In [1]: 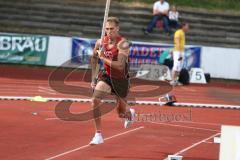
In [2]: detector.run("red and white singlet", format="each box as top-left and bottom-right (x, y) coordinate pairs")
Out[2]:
(102, 35), (129, 79)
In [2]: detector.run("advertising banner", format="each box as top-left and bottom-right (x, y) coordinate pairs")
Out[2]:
(0, 34), (49, 65)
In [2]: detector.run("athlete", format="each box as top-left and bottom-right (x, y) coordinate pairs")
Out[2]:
(90, 17), (135, 145)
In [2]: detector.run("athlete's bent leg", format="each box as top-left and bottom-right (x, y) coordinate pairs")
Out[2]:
(116, 97), (135, 128)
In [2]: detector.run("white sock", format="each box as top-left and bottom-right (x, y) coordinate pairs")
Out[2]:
(95, 132), (102, 137)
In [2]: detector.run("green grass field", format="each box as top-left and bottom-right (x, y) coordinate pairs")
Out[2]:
(119, 0), (240, 13)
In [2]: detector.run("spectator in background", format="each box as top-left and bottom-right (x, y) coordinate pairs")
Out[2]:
(169, 5), (180, 29)
(143, 0), (170, 35)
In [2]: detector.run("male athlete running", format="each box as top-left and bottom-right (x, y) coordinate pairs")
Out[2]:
(90, 17), (135, 145)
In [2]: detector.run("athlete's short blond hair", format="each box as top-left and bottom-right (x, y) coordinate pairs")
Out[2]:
(107, 17), (119, 26)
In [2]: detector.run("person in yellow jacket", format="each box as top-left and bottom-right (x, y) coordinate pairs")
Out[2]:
(171, 22), (189, 86)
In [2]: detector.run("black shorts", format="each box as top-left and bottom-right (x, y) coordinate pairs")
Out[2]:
(98, 71), (130, 98)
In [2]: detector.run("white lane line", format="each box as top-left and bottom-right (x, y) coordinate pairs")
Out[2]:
(163, 132), (221, 160)
(0, 89), (39, 93)
(174, 121), (222, 126)
(204, 141), (214, 144)
(0, 83), (47, 86)
(0, 89), (38, 93)
(45, 117), (58, 120)
(149, 122), (220, 132)
(39, 89), (56, 95)
(38, 86), (55, 92)
(45, 126), (144, 160)
(46, 118), (224, 128)
(0, 86), (38, 90)
(181, 87), (196, 92)
(104, 126), (144, 140)
(0, 96), (239, 109)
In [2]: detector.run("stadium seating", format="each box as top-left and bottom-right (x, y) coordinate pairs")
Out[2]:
(0, 0), (239, 48)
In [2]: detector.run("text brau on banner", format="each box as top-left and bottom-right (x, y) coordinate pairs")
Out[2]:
(0, 36), (48, 52)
